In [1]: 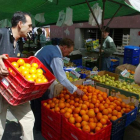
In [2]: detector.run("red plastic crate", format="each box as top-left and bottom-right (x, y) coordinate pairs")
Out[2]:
(62, 116), (112, 140)
(41, 100), (62, 134)
(42, 121), (61, 140)
(0, 56), (55, 105)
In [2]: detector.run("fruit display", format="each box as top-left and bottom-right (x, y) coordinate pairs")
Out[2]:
(93, 74), (140, 96)
(127, 70), (135, 75)
(80, 69), (91, 76)
(11, 58), (48, 83)
(128, 74), (134, 79)
(43, 85), (135, 134)
(65, 71), (80, 82)
(64, 61), (76, 67)
(110, 59), (118, 62)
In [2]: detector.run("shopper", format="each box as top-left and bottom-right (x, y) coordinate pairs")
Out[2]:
(0, 11), (34, 140)
(100, 27), (116, 70)
(35, 28), (46, 49)
(134, 64), (140, 84)
(31, 38), (84, 132)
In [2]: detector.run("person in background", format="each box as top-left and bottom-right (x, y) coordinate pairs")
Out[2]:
(31, 38), (84, 133)
(35, 28), (46, 49)
(134, 64), (140, 84)
(0, 11), (34, 140)
(100, 27), (116, 71)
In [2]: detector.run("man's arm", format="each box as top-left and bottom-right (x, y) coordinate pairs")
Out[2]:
(50, 58), (84, 96)
(102, 39), (116, 55)
(0, 55), (9, 76)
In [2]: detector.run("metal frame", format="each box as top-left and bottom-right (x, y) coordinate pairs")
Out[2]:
(85, 0), (123, 70)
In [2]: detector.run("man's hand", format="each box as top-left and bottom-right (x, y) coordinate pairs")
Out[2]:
(76, 88), (84, 96)
(101, 50), (104, 52)
(0, 55), (9, 76)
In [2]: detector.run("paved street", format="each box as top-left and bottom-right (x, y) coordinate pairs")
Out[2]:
(1, 110), (140, 140)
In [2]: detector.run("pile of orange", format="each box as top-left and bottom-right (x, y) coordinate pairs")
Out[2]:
(11, 58), (48, 83)
(43, 85), (135, 134)
(127, 70), (135, 74)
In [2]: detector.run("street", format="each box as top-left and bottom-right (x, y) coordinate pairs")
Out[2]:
(2, 110), (140, 140)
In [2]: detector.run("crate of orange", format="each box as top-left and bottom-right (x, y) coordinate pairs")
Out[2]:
(41, 100), (62, 134)
(0, 54), (55, 105)
(61, 115), (112, 140)
(125, 106), (137, 127)
(42, 120), (61, 140)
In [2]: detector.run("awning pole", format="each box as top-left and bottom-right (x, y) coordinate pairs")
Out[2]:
(99, 0), (106, 70)
(85, 0), (101, 31)
(105, 5), (122, 30)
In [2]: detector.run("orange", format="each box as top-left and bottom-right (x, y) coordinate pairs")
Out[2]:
(75, 123), (81, 128)
(21, 70), (29, 76)
(27, 78), (34, 82)
(19, 66), (26, 71)
(87, 110), (95, 118)
(82, 125), (90, 133)
(89, 122), (96, 130)
(69, 117), (75, 124)
(97, 113), (103, 120)
(82, 95), (88, 101)
(64, 94), (70, 100)
(95, 126), (101, 132)
(81, 104), (88, 110)
(11, 62), (19, 68)
(94, 108), (99, 113)
(96, 122), (103, 128)
(60, 109), (65, 114)
(58, 102), (65, 109)
(67, 108), (72, 114)
(35, 78), (42, 83)
(29, 68), (36, 74)
(80, 110), (86, 116)
(36, 73), (44, 79)
(116, 106), (121, 112)
(36, 68), (43, 74)
(112, 110), (118, 116)
(89, 118), (94, 122)
(74, 107), (80, 114)
(50, 102), (55, 108)
(42, 78), (48, 83)
(17, 59), (25, 66)
(100, 118), (107, 125)
(82, 115), (89, 121)
(31, 63), (38, 69)
(64, 112), (71, 119)
(102, 109), (109, 115)
(54, 107), (60, 112)
(75, 116), (82, 123)
(31, 74), (37, 80)
(24, 63), (31, 68)
(111, 116), (118, 121)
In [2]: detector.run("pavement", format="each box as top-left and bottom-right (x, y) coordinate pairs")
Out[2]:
(1, 110), (140, 140)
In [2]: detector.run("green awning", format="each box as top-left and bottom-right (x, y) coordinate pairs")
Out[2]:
(0, 0), (139, 26)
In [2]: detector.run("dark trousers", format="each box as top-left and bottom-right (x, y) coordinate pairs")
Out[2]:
(30, 89), (50, 131)
(101, 57), (111, 71)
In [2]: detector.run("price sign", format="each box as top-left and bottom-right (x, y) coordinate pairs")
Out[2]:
(63, 57), (70, 64)
(83, 80), (94, 86)
(75, 68), (81, 72)
(121, 69), (130, 77)
(92, 66), (98, 71)
(70, 70), (80, 79)
(90, 71), (98, 78)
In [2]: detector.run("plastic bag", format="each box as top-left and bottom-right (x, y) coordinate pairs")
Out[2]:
(89, 3), (102, 26)
(56, 10), (66, 26)
(129, 0), (140, 12)
(64, 7), (73, 26)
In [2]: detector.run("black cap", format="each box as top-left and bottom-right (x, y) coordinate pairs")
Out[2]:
(104, 27), (110, 33)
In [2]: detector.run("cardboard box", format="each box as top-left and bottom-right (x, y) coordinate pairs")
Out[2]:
(115, 64), (136, 74)
(53, 79), (85, 97)
(98, 71), (119, 80)
(95, 82), (139, 107)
